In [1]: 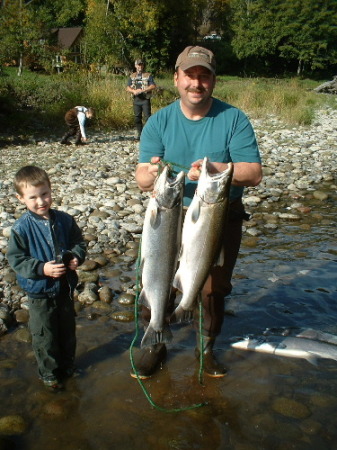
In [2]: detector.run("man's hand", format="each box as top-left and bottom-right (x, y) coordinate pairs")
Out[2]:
(188, 160), (232, 181)
(188, 159), (203, 181)
(135, 157), (162, 191)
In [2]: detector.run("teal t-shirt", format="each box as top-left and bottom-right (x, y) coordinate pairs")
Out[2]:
(139, 98), (261, 206)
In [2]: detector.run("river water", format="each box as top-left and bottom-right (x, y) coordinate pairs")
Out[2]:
(1, 188), (337, 449)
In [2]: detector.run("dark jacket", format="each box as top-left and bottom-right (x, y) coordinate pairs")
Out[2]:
(7, 209), (86, 298)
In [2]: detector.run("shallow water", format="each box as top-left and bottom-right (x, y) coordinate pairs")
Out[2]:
(1, 190), (337, 450)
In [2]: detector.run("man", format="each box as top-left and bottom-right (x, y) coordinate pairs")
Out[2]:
(134, 46), (262, 379)
(126, 59), (156, 140)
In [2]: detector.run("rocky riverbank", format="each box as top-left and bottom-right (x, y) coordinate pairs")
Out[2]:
(0, 108), (337, 337)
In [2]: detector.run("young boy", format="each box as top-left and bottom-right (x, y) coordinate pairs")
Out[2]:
(60, 106), (94, 145)
(7, 166), (86, 390)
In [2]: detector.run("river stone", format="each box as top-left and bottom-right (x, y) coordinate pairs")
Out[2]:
(124, 248), (138, 258)
(77, 271), (99, 283)
(3, 272), (16, 283)
(313, 190), (329, 201)
(91, 255), (108, 267)
(0, 415), (28, 435)
(117, 293), (135, 306)
(14, 327), (31, 343)
(300, 418), (322, 436)
(0, 306), (11, 322)
(272, 397), (311, 419)
(42, 398), (72, 419)
(14, 309), (29, 324)
(278, 213), (301, 220)
(310, 393), (337, 408)
(78, 288), (98, 305)
(98, 286), (113, 303)
(0, 359), (17, 369)
(102, 268), (122, 278)
(120, 223), (143, 233)
(80, 260), (99, 271)
(83, 233), (97, 242)
(111, 310), (135, 322)
(90, 301), (112, 312)
(2, 226), (12, 238)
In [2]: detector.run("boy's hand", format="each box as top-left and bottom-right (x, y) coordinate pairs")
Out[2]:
(44, 261), (67, 278)
(67, 257), (79, 271)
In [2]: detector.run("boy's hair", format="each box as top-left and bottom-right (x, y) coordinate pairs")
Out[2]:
(14, 166), (51, 196)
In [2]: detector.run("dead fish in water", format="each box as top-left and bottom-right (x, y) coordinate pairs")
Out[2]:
(139, 165), (185, 347)
(231, 333), (337, 365)
(171, 157), (233, 323)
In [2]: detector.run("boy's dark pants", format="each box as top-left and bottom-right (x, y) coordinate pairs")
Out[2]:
(28, 288), (76, 380)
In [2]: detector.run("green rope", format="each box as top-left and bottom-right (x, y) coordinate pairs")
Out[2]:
(150, 159), (190, 176)
(198, 296), (205, 386)
(129, 238), (207, 412)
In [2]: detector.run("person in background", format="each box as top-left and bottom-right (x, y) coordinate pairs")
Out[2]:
(7, 166), (86, 391)
(126, 59), (156, 141)
(60, 106), (94, 145)
(133, 46), (262, 379)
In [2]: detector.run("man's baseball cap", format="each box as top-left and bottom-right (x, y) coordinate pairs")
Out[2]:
(135, 59), (144, 65)
(175, 46), (216, 74)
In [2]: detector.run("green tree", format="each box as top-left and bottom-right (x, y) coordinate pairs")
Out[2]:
(229, 0), (337, 75)
(230, 0), (283, 59)
(83, 0), (196, 72)
(277, 0), (337, 74)
(0, 0), (44, 75)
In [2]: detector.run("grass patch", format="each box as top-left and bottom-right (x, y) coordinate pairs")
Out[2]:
(214, 76), (335, 124)
(0, 67), (335, 136)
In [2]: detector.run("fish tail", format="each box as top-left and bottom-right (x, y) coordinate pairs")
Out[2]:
(170, 305), (194, 323)
(141, 323), (173, 348)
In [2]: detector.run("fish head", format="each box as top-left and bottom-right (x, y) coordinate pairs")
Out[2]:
(153, 165), (185, 209)
(196, 157), (233, 204)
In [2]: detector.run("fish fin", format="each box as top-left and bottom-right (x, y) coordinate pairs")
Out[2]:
(177, 243), (184, 262)
(170, 305), (194, 323)
(306, 353), (318, 366)
(138, 289), (151, 309)
(190, 199), (201, 224)
(141, 323), (173, 348)
(214, 247), (225, 267)
(149, 203), (160, 227)
(172, 272), (183, 291)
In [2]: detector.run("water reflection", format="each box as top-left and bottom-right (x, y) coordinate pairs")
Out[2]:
(1, 192), (337, 449)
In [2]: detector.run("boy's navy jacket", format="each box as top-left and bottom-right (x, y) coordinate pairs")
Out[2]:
(7, 209), (86, 298)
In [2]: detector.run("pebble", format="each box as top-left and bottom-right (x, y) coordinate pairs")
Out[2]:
(272, 397), (311, 419)
(0, 415), (28, 435)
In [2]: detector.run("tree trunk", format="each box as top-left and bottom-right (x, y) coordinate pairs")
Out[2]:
(17, 54), (23, 76)
(297, 59), (303, 76)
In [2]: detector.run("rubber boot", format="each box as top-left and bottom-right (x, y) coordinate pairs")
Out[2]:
(130, 343), (167, 379)
(195, 335), (227, 378)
